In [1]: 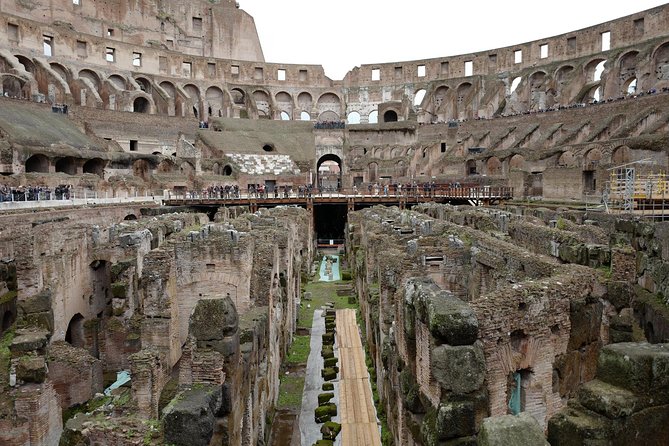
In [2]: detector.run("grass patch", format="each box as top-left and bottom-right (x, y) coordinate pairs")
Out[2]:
(286, 335), (310, 364)
(277, 374), (305, 409)
(298, 280), (358, 329)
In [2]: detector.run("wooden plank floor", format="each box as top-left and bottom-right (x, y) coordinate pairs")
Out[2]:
(336, 309), (381, 446)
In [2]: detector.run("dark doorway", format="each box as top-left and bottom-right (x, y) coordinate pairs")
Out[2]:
(1, 310), (13, 333)
(65, 313), (85, 348)
(314, 204), (347, 244)
(317, 154), (342, 191)
(383, 110), (398, 122)
(133, 97), (149, 113)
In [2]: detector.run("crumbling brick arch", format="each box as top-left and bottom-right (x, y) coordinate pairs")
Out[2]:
(651, 41), (669, 83)
(297, 91), (313, 116)
(456, 82), (474, 120)
(584, 58), (607, 83)
(252, 88), (272, 119)
(275, 91), (293, 119)
(557, 150), (576, 167)
(485, 156), (502, 176)
(76, 68), (104, 107)
(135, 76), (152, 95)
(205, 85), (225, 119)
(611, 145), (631, 165)
(179, 161), (195, 175)
(316, 92), (342, 120)
(14, 54), (35, 76)
(24, 153), (49, 173)
(0, 73), (26, 99)
(107, 74), (127, 91)
(183, 83), (202, 118)
(508, 154), (526, 171)
(413, 88), (427, 107)
(618, 50), (640, 94)
(65, 313), (85, 348)
(157, 158), (176, 173)
(583, 147), (603, 170)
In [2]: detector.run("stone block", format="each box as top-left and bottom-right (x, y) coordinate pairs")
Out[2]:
(547, 405), (613, 446)
(568, 299), (602, 350)
(162, 384), (222, 446)
(577, 379), (639, 419)
(10, 329), (49, 354)
(596, 342), (669, 399)
(16, 355), (46, 383)
(431, 343), (485, 395)
(478, 413), (549, 446)
(189, 297), (238, 341)
(436, 401), (476, 440)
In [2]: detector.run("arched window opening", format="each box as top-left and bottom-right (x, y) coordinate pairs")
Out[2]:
(413, 89), (426, 107)
(223, 165), (233, 176)
(83, 158), (105, 177)
(262, 144), (275, 152)
(593, 60), (606, 82)
(317, 156), (342, 191)
(510, 77), (522, 94)
(133, 97), (149, 113)
(280, 111), (290, 120)
(300, 111), (310, 121)
(347, 111), (361, 124)
(626, 78), (637, 95)
(368, 110), (378, 124)
(383, 110), (398, 122)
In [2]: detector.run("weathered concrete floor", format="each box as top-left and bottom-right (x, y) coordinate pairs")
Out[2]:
(336, 309), (381, 445)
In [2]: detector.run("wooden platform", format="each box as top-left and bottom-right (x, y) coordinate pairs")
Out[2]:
(336, 309), (381, 446)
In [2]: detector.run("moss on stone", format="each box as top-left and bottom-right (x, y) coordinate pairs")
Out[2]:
(0, 290), (17, 305)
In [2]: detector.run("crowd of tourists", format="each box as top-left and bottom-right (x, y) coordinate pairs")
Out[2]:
(314, 121), (346, 129)
(0, 184), (73, 202)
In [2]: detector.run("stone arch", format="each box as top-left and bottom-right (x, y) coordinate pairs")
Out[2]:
(180, 161), (195, 174)
(368, 110), (379, 124)
(135, 76), (152, 94)
(55, 157), (77, 175)
(611, 145), (631, 165)
(557, 151), (576, 167)
(456, 82), (473, 119)
(107, 74), (126, 90)
(280, 111), (290, 120)
(205, 86), (224, 118)
(316, 92), (342, 119)
(25, 154), (49, 173)
(223, 165), (233, 176)
(529, 71), (546, 90)
(585, 58), (607, 82)
(50, 62), (71, 82)
(83, 158), (105, 177)
(486, 156), (502, 175)
(275, 91), (293, 119)
(78, 69), (102, 97)
(584, 148), (602, 169)
(317, 154), (342, 190)
(390, 147), (403, 158)
(297, 92), (312, 110)
(1, 74), (25, 98)
(160, 81), (176, 98)
(318, 110), (339, 122)
(253, 89), (271, 118)
(183, 84), (201, 118)
(230, 87), (245, 105)
(300, 111), (311, 121)
(133, 96), (150, 113)
(555, 65), (574, 83)
(383, 110), (398, 122)
(65, 313), (85, 348)
(509, 154), (526, 170)
(652, 41), (669, 81)
(14, 55), (35, 74)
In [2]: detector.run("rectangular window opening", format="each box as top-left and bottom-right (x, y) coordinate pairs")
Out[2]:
(208, 62), (216, 77)
(166, 39), (174, 48)
(129, 140), (138, 151)
(488, 54), (497, 64)
(634, 18), (645, 36)
(8, 23), (19, 41)
(182, 62), (192, 77)
(440, 61), (449, 74)
(464, 60), (473, 77)
(371, 68), (380, 81)
(254, 67), (263, 80)
(159, 56), (167, 73)
(601, 31), (611, 51)
(76, 40), (87, 57)
(277, 68), (286, 81)
(72, 0), (80, 4)
(417, 64), (426, 77)
(132, 52), (142, 67)
(107, 28), (114, 37)
(192, 17), (202, 33)
(440, 142), (446, 153)
(540, 44), (548, 59)
(567, 36), (576, 52)
(299, 69), (307, 81)
(231, 65), (240, 75)
(514, 49), (522, 64)
(395, 66), (403, 79)
(43, 35), (53, 57)
(105, 47), (115, 62)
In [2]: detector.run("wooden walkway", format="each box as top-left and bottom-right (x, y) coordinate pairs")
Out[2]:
(336, 309), (381, 446)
